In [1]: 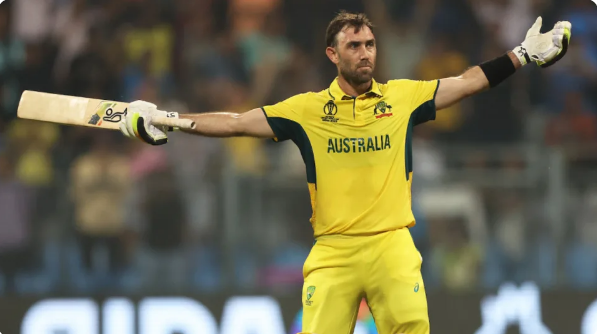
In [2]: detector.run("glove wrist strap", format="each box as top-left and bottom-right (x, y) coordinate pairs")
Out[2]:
(512, 46), (531, 66)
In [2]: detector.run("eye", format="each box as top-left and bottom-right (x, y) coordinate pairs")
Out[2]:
(350, 42), (359, 49)
(366, 41), (375, 47)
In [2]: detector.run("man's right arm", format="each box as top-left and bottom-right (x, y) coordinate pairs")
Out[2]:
(119, 102), (277, 145)
(179, 108), (275, 139)
(120, 94), (303, 145)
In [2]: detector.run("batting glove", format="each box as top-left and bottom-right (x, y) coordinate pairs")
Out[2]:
(119, 100), (178, 145)
(513, 17), (572, 68)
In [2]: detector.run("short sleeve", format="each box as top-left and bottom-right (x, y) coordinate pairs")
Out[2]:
(261, 93), (305, 142)
(390, 79), (440, 126)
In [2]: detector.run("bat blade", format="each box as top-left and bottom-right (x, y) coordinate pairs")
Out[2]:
(17, 91), (129, 130)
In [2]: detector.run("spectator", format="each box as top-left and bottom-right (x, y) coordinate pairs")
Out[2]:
(565, 190), (597, 289)
(237, 10), (292, 75)
(11, 0), (54, 44)
(411, 127), (445, 278)
(65, 26), (121, 99)
(0, 4), (26, 119)
(180, 3), (221, 80)
(6, 120), (58, 188)
(460, 38), (523, 144)
(364, 0), (435, 81)
(0, 119), (5, 151)
(542, 19), (597, 114)
(121, 3), (174, 100)
(0, 153), (33, 295)
(135, 160), (188, 292)
(430, 218), (483, 291)
(6, 119), (59, 224)
(166, 133), (222, 242)
(561, 0), (597, 71)
(53, 0), (99, 83)
(545, 91), (597, 147)
(69, 133), (133, 285)
(412, 127), (446, 190)
(266, 48), (325, 105)
(228, 0), (281, 38)
(483, 191), (530, 287)
(415, 36), (470, 138)
(468, 0), (536, 50)
(17, 42), (55, 95)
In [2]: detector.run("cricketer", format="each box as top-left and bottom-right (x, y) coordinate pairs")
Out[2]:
(119, 11), (571, 334)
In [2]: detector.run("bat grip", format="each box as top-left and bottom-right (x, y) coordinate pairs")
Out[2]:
(152, 116), (196, 130)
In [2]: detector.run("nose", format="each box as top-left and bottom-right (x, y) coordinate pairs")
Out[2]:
(358, 51), (371, 66)
(359, 47), (369, 60)
(358, 45), (372, 61)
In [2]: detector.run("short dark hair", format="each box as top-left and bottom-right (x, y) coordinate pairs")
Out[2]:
(325, 11), (374, 48)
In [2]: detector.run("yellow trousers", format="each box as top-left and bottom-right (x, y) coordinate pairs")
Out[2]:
(299, 228), (429, 334)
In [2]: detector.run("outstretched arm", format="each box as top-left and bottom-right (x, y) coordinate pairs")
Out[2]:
(178, 108), (275, 138)
(119, 102), (276, 145)
(435, 52), (521, 110)
(435, 17), (571, 111)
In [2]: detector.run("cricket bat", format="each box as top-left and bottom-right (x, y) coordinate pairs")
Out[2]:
(17, 90), (195, 130)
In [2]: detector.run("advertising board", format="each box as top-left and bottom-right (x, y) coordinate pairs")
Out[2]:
(0, 283), (595, 334)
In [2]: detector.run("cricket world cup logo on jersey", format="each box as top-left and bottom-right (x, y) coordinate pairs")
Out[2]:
(374, 101), (393, 119)
(322, 100), (339, 123)
(305, 286), (316, 306)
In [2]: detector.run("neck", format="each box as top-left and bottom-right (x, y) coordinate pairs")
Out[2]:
(337, 75), (371, 97)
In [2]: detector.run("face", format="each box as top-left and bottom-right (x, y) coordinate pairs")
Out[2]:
(327, 25), (376, 86)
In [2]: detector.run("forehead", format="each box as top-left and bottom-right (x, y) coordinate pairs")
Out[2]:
(336, 25), (374, 44)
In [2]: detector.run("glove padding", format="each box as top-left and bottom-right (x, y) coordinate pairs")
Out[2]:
(513, 17), (572, 68)
(119, 100), (178, 145)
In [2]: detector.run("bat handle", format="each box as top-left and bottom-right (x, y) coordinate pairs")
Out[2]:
(153, 116), (196, 130)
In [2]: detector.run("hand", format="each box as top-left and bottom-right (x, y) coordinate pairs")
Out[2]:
(119, 100), (178, 145)
(513, 17), (572, 68)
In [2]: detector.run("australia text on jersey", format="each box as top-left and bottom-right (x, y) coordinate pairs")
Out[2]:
(327, 134), (391, 153)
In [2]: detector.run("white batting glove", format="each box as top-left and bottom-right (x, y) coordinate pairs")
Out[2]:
(119, 100), (178, 145)
(513, 17), (572, 68)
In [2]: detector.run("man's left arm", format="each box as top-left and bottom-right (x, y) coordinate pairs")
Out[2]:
(435, 17), (572, 111)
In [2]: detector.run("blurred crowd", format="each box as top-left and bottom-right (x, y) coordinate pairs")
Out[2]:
(0, 0), (596, 296)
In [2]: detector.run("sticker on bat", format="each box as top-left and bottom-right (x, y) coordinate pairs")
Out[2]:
(88, 101), (125, 126)
(103, 107), (127, 123)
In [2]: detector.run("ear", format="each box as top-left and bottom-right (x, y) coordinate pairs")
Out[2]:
(326, 46), (339, 65)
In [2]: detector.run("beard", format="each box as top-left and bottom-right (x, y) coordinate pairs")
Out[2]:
(339, 60), (374, 86)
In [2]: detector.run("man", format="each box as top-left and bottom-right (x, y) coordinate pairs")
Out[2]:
(119, 11), (571, 334)
(70, 134), (132, 285)
(0, 154), (33, 295)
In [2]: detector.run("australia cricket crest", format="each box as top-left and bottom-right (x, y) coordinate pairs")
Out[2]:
(374, 101), (393, 119)
(305, 286), (316, 306)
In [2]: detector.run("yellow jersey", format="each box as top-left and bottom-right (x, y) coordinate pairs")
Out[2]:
(262, 78), (440, 237)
